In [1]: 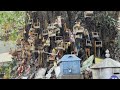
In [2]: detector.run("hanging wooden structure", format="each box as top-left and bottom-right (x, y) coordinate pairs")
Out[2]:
(30, 44), (35, 51)
(39, 34), (42, 39)
(92, 32), (99, 38)
(64, 42), (70, 49)
(33, 19), (40, 29)
(48, 24), (56, 37)
(56, 40), (64, 49)
(29, 26), (35, 36)
(44, 37), (50, 46)
(28, 19), (33, 25)
(42, 30), (48, 36)
(75, 33), (83, 39)
(33, 33), (38, 39)
(84, 11), (93, 18)
(55, 27), (60, 34)
(76, 27), (84, 34)
(73, 22), (84, 34)
(95, 41), (102, 47)
(86, 39), (92, 47)
(57, 16), (62, 27)
(94, 40), (102, 57)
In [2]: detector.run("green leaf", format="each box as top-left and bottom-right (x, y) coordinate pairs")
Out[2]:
(0, 11), (25, 41)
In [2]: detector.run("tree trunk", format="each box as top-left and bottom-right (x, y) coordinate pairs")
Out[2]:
(24, 11), (120, 68)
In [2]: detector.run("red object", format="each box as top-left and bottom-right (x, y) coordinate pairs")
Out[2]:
(26, 65), (30, 74)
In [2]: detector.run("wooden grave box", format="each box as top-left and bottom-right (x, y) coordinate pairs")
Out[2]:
(33, 20), (40, 29)
(28, 19), (33, 24)
(95, 41), (102, 47)
(92, 32), (99, 38)
(42, 30), (48, 36)
(86, 39), (92, 47)
(84, 11), (93, 18)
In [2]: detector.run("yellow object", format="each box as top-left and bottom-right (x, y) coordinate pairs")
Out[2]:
(45, 19), (48, 29)
(3, 75), (8, 79)
(52, 48), (56, 54)
(42, 37), (45, 42)
(46, 38), (50, 44)
(95, 57), (103, 64)
(54, 61), (57, 66)
(4, 23), (10, 30)
(68, 42), (71, 45)
(64, 42), (69, 49)
(39, 35), (41, 39)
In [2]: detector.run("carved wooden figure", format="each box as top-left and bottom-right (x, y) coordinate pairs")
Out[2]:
(57, 16), (62, 27)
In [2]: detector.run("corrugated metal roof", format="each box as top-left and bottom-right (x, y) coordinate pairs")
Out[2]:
(60, 54), (81, 61)
(91, 58), (120, 69)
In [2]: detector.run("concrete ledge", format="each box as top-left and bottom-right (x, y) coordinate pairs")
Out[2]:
(58, 74), (83, 79)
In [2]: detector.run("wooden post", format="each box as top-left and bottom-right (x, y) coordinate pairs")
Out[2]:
(98, 47), (100, 57)
(94, 41), (96, 57)
(45, 19), (48, 29)
(94, 40), (96, 64)
(64, 23), (67, 31)
(38, 45), (43, 67)
(36, 50), (40, 64)
(40, 50), (42, 67)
